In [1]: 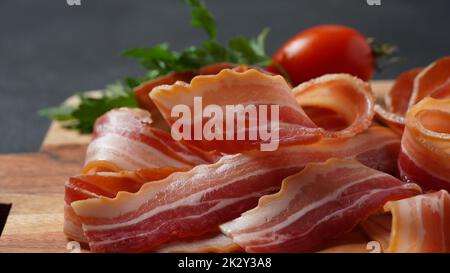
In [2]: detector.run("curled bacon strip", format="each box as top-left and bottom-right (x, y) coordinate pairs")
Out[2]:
(134, 63), (265, 114)
(363, 190), (450, 253)
(71, 127), (401, 252)
(373, 105), (405, 135)
(64, 168), (183, 242)
(374, 68), (422, 135)
(219, 159), (420, 253)
(385, 190), (450, 252)
(150, 68), (322, 153)
(375, 57), (450, 134)
(399, 98), (450, 191)
(386, 68), (423, 115)
(134, 71), (196, 131)
(292, 74), (375, 138)
(67, 108), (216, 242)
(409, 56), (450, 105)
(66, 168), (185, 202)
(134, 63), (238, 130)
(84, 108), (219, 173)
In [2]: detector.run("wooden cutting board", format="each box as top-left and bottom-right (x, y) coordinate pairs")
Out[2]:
(0, 81), (393, 253)
(0, 145), (86, 252)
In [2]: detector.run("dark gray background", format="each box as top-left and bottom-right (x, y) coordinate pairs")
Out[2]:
(0, 0), (449, 153)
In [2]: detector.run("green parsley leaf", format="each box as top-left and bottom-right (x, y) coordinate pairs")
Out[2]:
(70, 90), (137, 133)
(201, 40), (229, 63)
(228, 28), (271, 66)
(123, 43), (176, 75)
(251, 27), (270, 57)
(184, 0), (217, 40)
(40, 82), (138, 133)
(38, 105), (75, 121)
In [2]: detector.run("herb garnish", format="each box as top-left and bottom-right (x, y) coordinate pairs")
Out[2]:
(40, 0), (272, 133)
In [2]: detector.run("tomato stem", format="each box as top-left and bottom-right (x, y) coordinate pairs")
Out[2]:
(268, 60), (292, 84)
(368, 37), (404, 72)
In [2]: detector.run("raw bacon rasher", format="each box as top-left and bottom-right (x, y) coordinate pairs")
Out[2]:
(363, 190), (450, 253)
(66, 168), (185, 202)
(398, 98), (450, 191)
(373, 68), (421, 135)
(133, 63), (239, 130)
(385, 190), (450, 252)
(64, 168), (183, 243)
(66, 108), (216, 242)
(385, 68), (423, 116)
(292, 74), (375, 138)
(83, 108), (219, 173)
(219, 159), (421, 253)
(71, 126), (402, 252)
(150, 68), (322, 153)
(134, 71), (196, 131)
(375, 57), (450, 134)
(409, 56), (450, 105)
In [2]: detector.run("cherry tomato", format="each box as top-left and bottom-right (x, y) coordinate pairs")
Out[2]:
(267, 25), (374, 85)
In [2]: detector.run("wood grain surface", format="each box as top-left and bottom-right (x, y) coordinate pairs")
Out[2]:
(0, 145), (86, 252)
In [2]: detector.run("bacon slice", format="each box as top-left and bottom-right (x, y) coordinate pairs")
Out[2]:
(385, 190), (450, 252)
(431, 82), (450, 99)
(409, 56), (450, 106)
(134, 71), (196, 131)
(73, 152), (296, 252)
(302, 108), (349, 132)
(71, 126), (401, 252)
(64, 168), (183, 243)
(135, 63), (239, 111)
(156, 233), (241, 253)
(293, 126), (401, 177)
(363, 190), (450, 253)
(376, 57), (450, 134)
(67, 107), (214, 242)
(134, 63), (240, 129)
(135, 72), (196, 113)
(198, 63), (240, 75)
(374, 69), (419, 135)
(84, 108), (219, 173)
(374, 105), (405, 135)
(386, 68), (423, 115)
(66, 168), (184, 202)
(150, 68), (322, 153)
(134, 63), (253, 132)
(219, 159), (421, 253)
(292, 74), (375, 138)
(64, 204), (89, 243)
(399, 98), (450, 191)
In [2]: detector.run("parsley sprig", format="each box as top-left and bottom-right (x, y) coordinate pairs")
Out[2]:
(40, 0), (272, 133)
